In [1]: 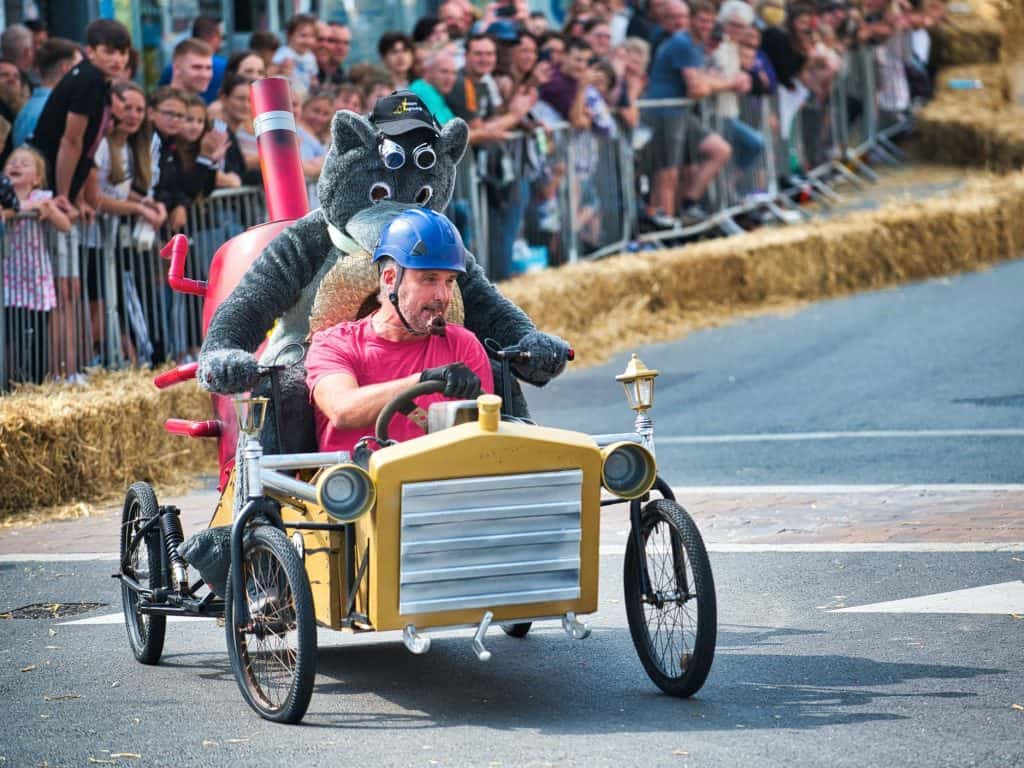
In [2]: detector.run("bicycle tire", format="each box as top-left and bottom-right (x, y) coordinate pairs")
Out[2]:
(225, 525), (316, 723)
(120, 482), (167, 665)
(624, 498), (716, 697)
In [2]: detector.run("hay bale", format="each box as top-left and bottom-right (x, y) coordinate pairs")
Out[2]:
(932, 15), (1004, 67)
(0, 369), (217, 520)
(501, 172), (1024, 367)
(916, 98), (1024, 170)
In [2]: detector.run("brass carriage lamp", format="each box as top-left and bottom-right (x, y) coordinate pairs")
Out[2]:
(616, 354), (659, 413)
(233, 396), (269, 436)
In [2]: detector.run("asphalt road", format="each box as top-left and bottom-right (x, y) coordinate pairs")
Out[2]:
(2, 260), (1023, 767)
(528, 259), (1024, 485)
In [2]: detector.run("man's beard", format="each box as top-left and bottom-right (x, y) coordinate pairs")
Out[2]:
(399, 294), (448, 336)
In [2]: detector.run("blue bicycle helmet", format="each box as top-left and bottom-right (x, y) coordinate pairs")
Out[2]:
(372, 207), (466, 273)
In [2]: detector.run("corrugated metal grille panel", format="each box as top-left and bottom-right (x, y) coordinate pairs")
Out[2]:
(399, 470), (583, 614)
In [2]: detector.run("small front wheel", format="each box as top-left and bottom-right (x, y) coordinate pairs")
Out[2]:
(225, 525), (316, 723)
(500, 622), (532, 638)
(120, 482), (167, 665)
(624, 499), (716, 697)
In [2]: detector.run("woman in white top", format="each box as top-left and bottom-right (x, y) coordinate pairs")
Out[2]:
(90, 80), (166, 365)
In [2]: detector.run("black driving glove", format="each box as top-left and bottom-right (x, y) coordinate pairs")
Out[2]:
(420, 363), (482, 399)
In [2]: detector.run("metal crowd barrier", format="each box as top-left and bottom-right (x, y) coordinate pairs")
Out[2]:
(1, 42), (921, 391)
(0, 187), (266, 392)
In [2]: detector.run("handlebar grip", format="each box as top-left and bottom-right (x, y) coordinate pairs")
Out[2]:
(153, 362), (199, 389)
(164, 418), (221, 438)
(567, 347), (575, 361)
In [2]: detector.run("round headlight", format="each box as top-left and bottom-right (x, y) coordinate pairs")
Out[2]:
(316, 464), (376, 522)
(601, 442), (657, 499)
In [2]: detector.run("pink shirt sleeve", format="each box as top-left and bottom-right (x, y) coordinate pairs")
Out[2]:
(305, 325), (360, 400)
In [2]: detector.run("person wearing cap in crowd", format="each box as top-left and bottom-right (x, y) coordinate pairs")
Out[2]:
(305, 206), (494, 453)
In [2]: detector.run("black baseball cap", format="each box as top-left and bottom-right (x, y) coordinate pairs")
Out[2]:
(371, 90), (440, 137)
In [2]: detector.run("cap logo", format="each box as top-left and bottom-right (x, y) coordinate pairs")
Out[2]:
(392, 97), (424, 116)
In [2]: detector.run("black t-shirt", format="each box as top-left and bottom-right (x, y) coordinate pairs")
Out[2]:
(760, 26), (806, 90)
(446, 71), (497, 122)
(29, 57), (111, 201)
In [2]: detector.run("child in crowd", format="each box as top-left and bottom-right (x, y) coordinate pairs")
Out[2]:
(2, 147), (72, 382)
(296, 89), (333, 207)
(272, 14), (319, 93)
(333, 83), (365, 114)
(148, 87), (190, 233)
(249, 31), (281, 72)
(178, 92), (233, 200)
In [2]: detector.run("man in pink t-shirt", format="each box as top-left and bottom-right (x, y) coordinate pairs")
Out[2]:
(305, 208), (494, 453)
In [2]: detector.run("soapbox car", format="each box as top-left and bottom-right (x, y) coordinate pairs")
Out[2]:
(116, 343), (717, 724)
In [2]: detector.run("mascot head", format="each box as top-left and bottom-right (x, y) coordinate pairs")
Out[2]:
(318, 90), (469, 250)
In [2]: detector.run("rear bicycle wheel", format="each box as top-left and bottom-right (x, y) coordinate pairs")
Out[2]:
(120, 482), (167, 665)
(225, 525), (316, 723)
(624, 499), (716, 697)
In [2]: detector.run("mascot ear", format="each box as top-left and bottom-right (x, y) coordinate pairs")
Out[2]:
(331, 110), (379, 155)
(438, 118), (469, 167)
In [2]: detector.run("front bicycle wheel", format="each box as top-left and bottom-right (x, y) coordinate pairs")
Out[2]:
(225, 525), (316, 723)
(624, 498), (716, 697)
(120, 482), (167, 665)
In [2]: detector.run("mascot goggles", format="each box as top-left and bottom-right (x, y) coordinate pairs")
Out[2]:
(378, 137), (437, 171)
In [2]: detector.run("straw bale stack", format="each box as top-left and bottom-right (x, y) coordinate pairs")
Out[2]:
(501, 172), (1024, 366)
(916, 66), (1024, 169)
(0, 369), (216, 520)
(932, 14), (1003, 67)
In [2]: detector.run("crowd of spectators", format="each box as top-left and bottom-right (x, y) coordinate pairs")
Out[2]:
(0, 0), (944, 383)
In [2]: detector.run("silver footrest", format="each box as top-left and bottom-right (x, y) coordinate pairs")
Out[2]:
(472, 610), (493, 661)
(562, 611), (591, 640)
(402, 624), (431, 655)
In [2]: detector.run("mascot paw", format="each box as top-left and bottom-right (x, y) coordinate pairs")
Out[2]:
(197, 349), (260, 393)
(512, 331), (571, 386)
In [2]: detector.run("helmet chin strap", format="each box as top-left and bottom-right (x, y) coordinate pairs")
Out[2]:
(388, 266), (427, 336)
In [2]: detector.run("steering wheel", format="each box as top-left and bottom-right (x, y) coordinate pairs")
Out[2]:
(374, 380), (445, 445)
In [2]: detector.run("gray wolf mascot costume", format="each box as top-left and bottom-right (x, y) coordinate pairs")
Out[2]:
(195, 91), (569, 451)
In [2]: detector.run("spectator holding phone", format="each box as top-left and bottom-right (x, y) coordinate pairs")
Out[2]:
(29, 18), (130, 217)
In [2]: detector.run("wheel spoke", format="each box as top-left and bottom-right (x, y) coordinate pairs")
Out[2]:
(640, 516), (700, 679)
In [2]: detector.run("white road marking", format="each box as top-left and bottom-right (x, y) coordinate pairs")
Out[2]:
(599, 542), (1024, 555)
(657, 428), (1024, 445)
(670, 484), (1024, 494)
(0, 553), (120, 563)
(831, 581), (1024, 614)
(4, 540), (1024, 565)
(59, 612), (213, 626)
